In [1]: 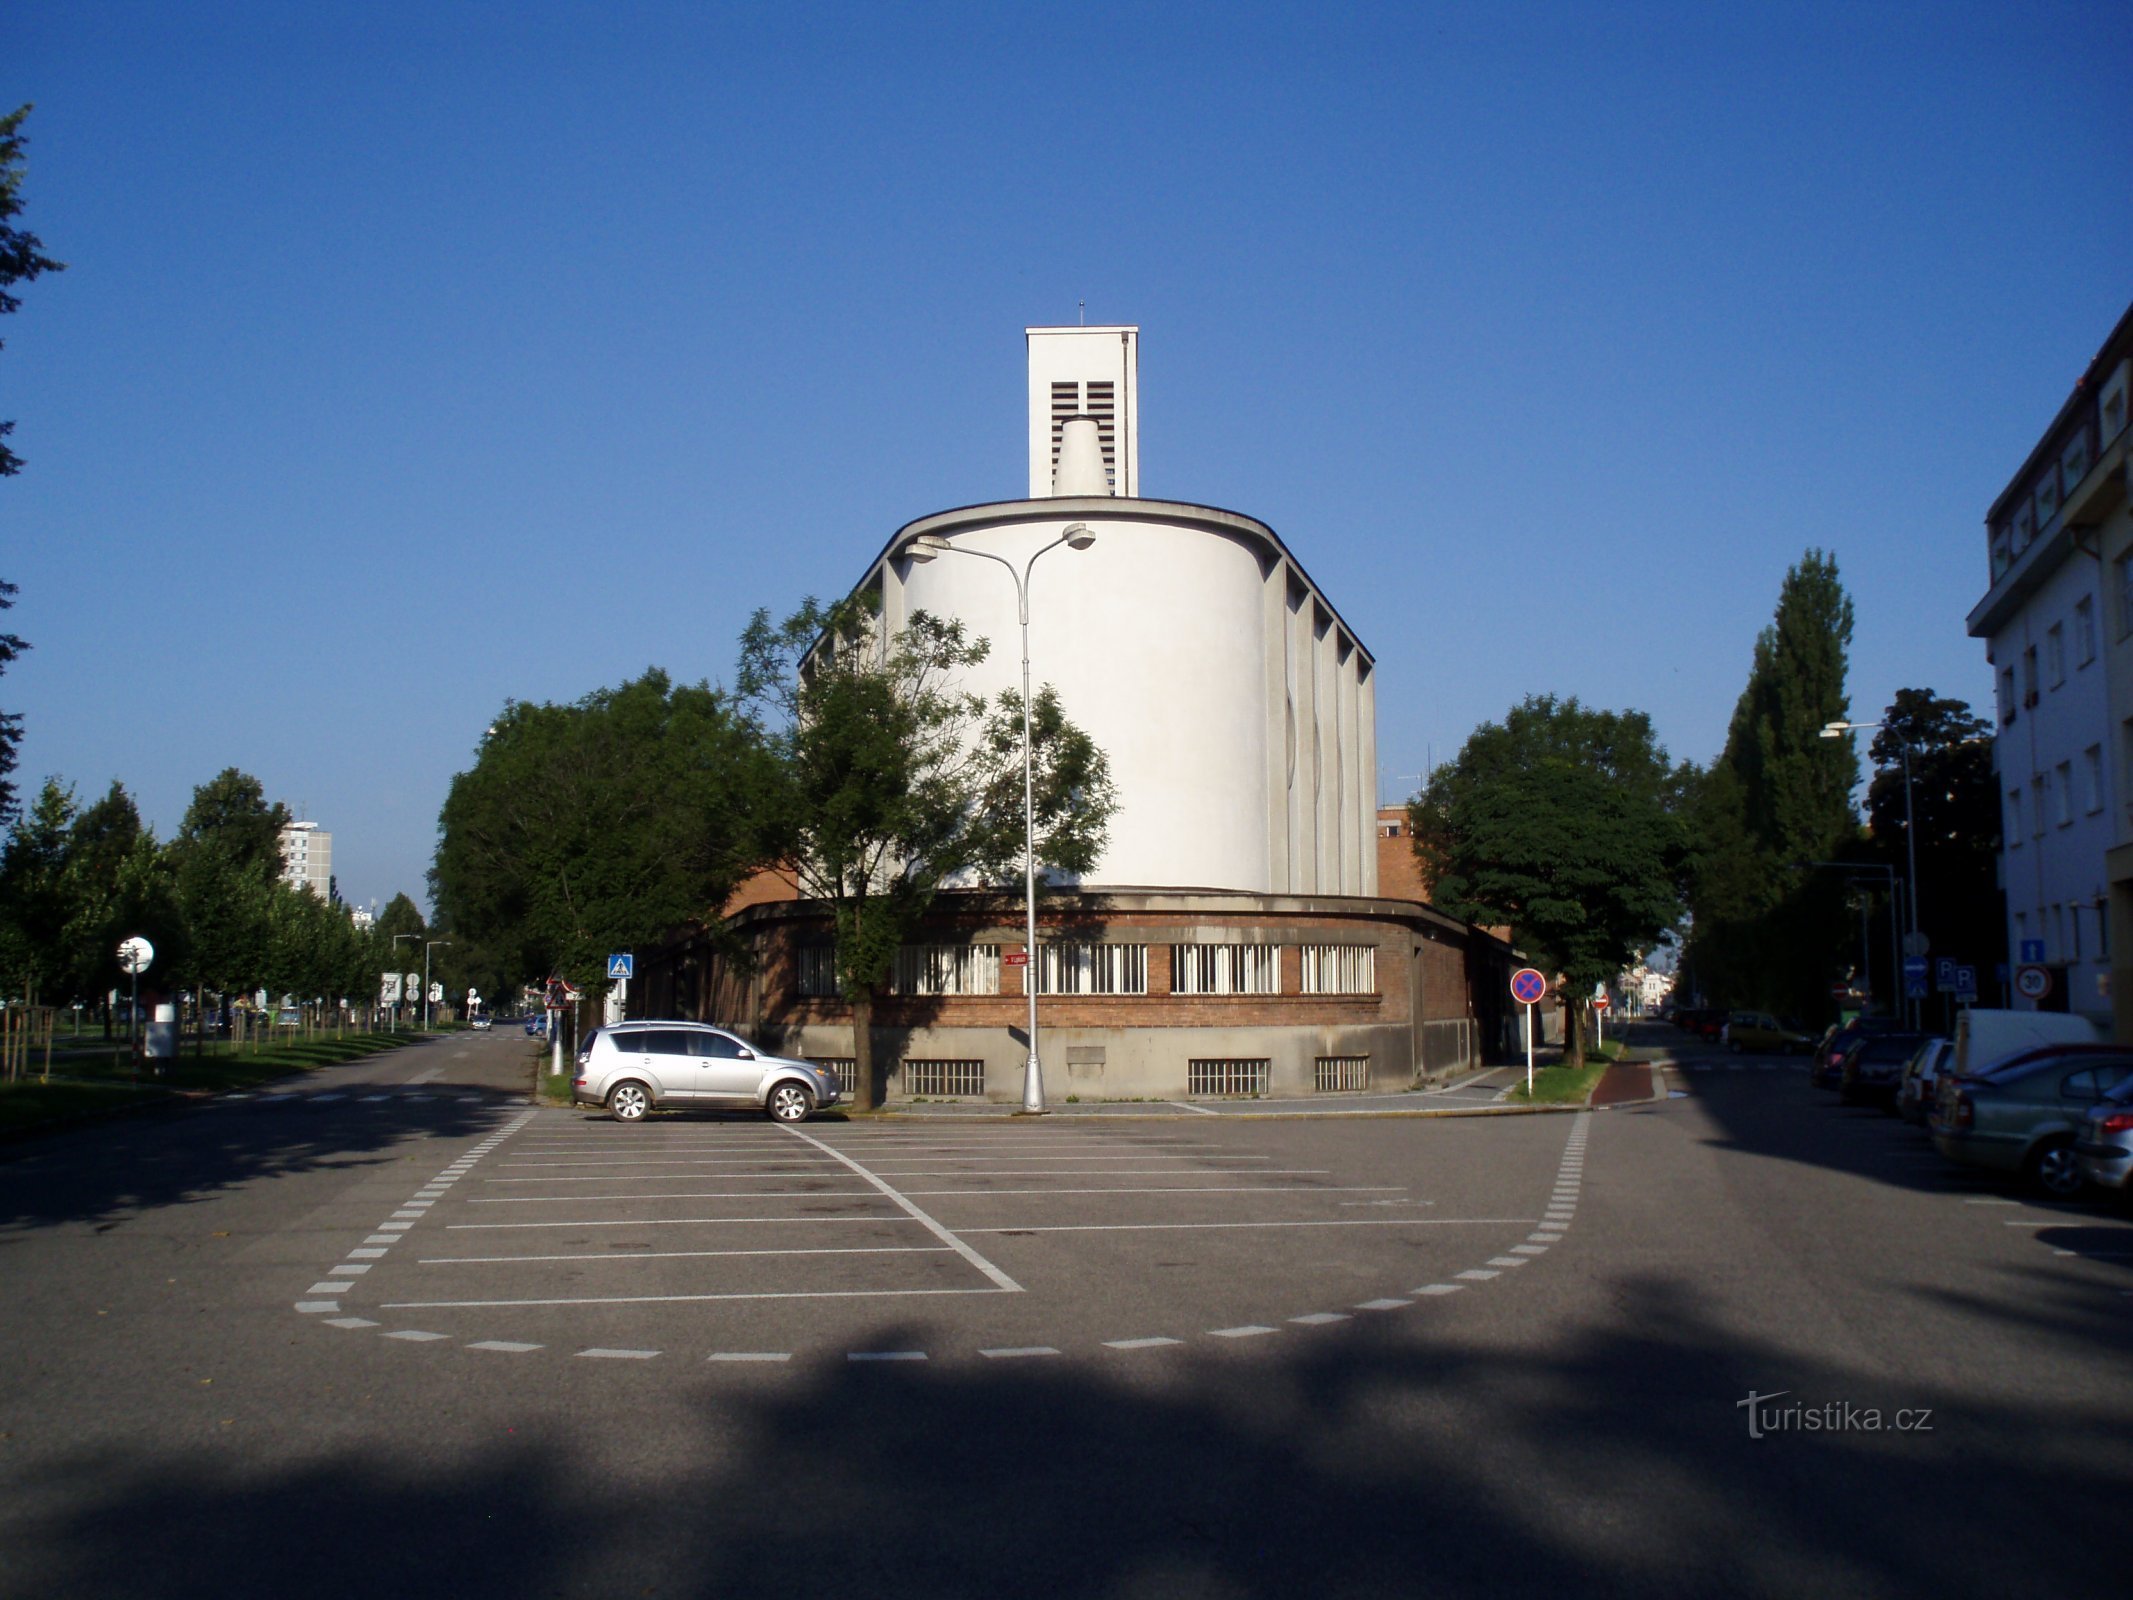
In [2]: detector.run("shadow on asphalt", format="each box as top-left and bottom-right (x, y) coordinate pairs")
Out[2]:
(6, 1271), (2129, 1600)
(0, 1089), (514, 1234)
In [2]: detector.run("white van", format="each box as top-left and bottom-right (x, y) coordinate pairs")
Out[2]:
(1953, 1008), (2107, 1076)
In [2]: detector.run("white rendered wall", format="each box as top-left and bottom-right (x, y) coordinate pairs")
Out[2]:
(1990, 550), (2114, 1018)
(893, 511), (1268, 890)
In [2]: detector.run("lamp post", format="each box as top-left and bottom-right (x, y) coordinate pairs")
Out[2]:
(902, 522), (1096, 1114)
(1796, 859), (1904, 1018)
(391, 933), (419, 1032)
(425, 940), (452, 1031)
(1823, 720), (1920, 1025)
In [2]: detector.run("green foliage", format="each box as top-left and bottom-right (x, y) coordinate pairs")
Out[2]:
(431, 668), (774, 989)
(1410, 695), (1686, 1066)
(738, 593), (1116, 1105)
(0, 777), (77, 1000)
(1866, 688), (2004, 986)
(1683, 550), (1862, 1017)
(167, 770), (289, 998)
(1, 105), (65, 820)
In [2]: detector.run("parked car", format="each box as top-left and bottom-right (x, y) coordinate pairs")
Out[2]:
(1951, 1007), (2107, 1076)
(573, 1020), (840, 1124)
(2073, 1073), (2133, 1195)
(1930, 1046), (2133, 1197)
(1811, 1015), (1904, 1090)
(470, 1016), (492, 1031)
(1838, 1032), (1934, 1106)
(1722, 1011), (1814, 1054)
(1897, 1037), (1954, 1124)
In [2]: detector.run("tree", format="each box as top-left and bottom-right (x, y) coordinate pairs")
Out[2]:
(1, 105), (66, 822)
(431, 669), (775, 993)
(0, 777), (78, 1002)
(738, 595), (1117, 1109)
(1683, 551), (1861, 1018)
(1866, 689), (2004, 1009)
(167, 770), (290, 1006)
(1411, 695), (1686, 1068)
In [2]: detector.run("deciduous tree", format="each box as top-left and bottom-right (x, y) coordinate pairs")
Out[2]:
(738, 595), (1116, 1109)
(1411, 696), (1686, 1068)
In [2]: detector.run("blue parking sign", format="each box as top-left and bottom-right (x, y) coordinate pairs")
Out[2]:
(1955, 965), (1978, 1002)
(1935, 957), (1956, 992)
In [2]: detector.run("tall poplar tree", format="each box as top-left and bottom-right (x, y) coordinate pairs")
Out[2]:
(1684, 551), (1861, 1016)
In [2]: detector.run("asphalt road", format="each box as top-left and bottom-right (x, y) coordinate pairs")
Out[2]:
(1, 1023), (2127, 1599)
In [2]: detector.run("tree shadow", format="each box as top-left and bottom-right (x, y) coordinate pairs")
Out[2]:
(7, 1271), (2128, 1600)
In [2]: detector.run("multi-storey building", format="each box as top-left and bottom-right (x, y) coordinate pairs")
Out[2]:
(278, 820), (332, 901)
(1968, 301), (2133, 1028)
(641, 328), (1524, 1100)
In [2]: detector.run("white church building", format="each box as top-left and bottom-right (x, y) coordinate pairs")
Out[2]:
(644, 327), (1519, 1101)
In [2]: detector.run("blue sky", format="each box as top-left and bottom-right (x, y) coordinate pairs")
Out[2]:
(5, 1), (2130, 913)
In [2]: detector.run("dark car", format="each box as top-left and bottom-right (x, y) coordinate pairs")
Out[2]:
(1811, 1015), (1904, 1090)
(1838, 1032), (1935, 1106)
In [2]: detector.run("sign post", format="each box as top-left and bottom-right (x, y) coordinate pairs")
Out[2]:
(1593, 985), (1611, 1051)
(117, 937), (154, 1072)
(1510, 968), (1548, 1096)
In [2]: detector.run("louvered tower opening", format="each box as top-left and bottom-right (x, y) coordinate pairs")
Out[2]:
(1048, 380), (1118, 493)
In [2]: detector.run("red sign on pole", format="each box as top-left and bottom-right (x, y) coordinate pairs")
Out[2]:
(1593, 993), (1611, 1013)
(1510, 968), (1547, 1005)
(1003, 951), (1030, 967)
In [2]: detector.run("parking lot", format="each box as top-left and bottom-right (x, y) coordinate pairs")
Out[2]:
(290, 1107), (1588, 1363)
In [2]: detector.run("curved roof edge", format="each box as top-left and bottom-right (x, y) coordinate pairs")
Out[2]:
(860, 496), (1373, 670)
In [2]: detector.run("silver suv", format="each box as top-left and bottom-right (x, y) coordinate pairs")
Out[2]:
(573, 1021), (838, 1124)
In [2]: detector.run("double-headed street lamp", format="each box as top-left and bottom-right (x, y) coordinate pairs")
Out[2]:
(1822, 719), (1921, 1025)
(902, 522), (1096, 1115)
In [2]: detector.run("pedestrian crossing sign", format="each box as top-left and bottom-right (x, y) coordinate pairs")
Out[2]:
(607, 953), (634, 980)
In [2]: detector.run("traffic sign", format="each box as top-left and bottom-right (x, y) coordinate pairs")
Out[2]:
(2019, 938), (2047, 965)
(1902, 955), (1928, 980)
(1903, 932), (1931, 959)
(2015, 964), (2053, 1001)
(1592, 992), (1611, 1013)
(1954, 965), (1978, 1002)
(116, 936), (154, 976)
(607, 953), (635, 980)
(1510, 968), (1547, 1005)
(380, 973), (403, 1004)
(1002, 951), (1030, 967)
(428, 982), (443, 1004)
(1935, 957), (1956, 992)
(1904, 977), (1928, 999)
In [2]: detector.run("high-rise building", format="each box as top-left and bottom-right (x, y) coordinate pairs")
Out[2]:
(279, 820), (332, 900)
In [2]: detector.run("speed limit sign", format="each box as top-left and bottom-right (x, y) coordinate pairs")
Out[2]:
(2015, 964), (2053, 1001)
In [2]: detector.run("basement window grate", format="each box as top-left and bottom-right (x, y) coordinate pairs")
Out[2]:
(1188, 1058), (1269, 1098)
(901, 1059), (987, 1097)
(1314, 1056), (1370, 1093)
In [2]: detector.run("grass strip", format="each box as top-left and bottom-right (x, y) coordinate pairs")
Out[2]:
(1504, 1061), (1610, 1105)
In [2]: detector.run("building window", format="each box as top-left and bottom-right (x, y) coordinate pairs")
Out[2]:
(2031, 775), (2047, 838)
(2070, 904), (2084, 962)
(2121, 720), (2133, 816)
(797, 946), (838, 997)
(1036, 943), (1148, 995)
(1314, 1056), (1370, 1093)
(2047, 624), (2066, 688)
(2085, 745), (2105, 814)
(2022, 646), (2039, 705)
(2055, 761), (2074, 826)
(890, 944), (1001, 996)
(1999, 666), (2017, 725)
(1188, 1058), (1269, 1097)
(2006, 789), (2023, 844)
(1171, 943), (1279, 996)
(2118, 553), (2133, 639)
(1991, 531), (2012, 581)
(1299, 944), (1377, 995)
(2077, 597), (2097, 665)
(2102, 900), (2113, 961)
(901, 1059), (986, 1097)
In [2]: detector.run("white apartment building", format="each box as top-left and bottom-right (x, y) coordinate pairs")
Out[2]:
(1968, 301), (2133, 1028)
(278, 820), (333, 901)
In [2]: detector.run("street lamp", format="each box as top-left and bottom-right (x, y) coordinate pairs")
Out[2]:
(902, 522), (1096, 1114)
(1823, 719), (1921, 1024)
(391, 933), (419, 1032)
(1795, 859), (1905, 1017)
(425, 940), (452, 1031)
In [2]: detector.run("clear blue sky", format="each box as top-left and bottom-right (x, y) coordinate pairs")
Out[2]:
(5, 2), (2129, 914)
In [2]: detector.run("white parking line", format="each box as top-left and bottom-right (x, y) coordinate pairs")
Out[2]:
(1208, 1325), (1278, 1338)
(381, 1285), (1013, 1311)
(956, 1218), (1533, 1235)
(422, 1244), (953, 1266)
(448, 1215), (919, 1231)
(980, 1347), (1062, 1359)
(707, 1352), (792, 1362)
(779, 1124), (1024, 1293)
(897, 1184), (1405, 1198)
(1104, 1337), (1183, 1349)
(848, 1351), (926, 1362)
(1168, 1101), (1223, 1115)
(467, 1341), (542, 1353)
(470, 1190), (876, 1204)
(1290, 1312), (1349, 1325)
